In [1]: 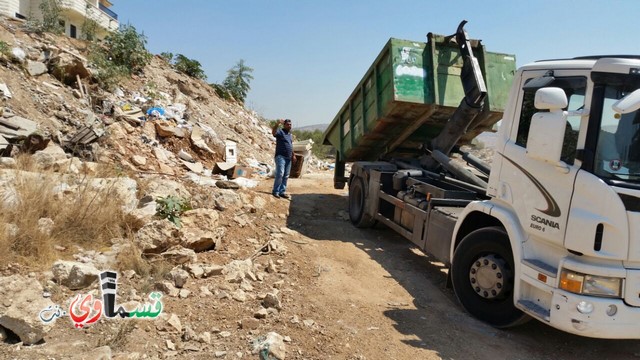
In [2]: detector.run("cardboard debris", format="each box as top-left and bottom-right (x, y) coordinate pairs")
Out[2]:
(180, 160), (203, 174)
(214, 162), (252, 179)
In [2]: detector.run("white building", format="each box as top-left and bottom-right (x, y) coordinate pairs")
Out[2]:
(0, 0), (119, 39)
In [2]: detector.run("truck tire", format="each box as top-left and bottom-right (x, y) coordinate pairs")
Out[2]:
(349, 176), (376, 228)
(451, 226), (530, 328)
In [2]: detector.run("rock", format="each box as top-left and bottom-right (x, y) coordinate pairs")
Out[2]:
(133, 220), (180, 254)
(200, 286), (213, 297)
(253, 196), (267, 209)
(26, 60), (47, 76)
(131, 155), (147, 166)
(48, 53), (90, 84)
(0, 275), (54, 345)
(161, 246), (197, 265)
(170, 268), (189, 288)
(215, 180), (240, 189)
(219, 331), (231, 338)
(51, 261), (99, 290)
(179, 289), (190, 299)
(126, 201), (157, 230)
(303, 319), (315, 327)
(214, 189), (242, 209)
(92, 346), (112, 360)
(179, 209), (221, 252)
(252, 332), (286, 360)
(254, 308), (268, 319)
(166, 339), (176, 351)
(202, 265), (224, 277)
(178, 149), (194, 162)
(155, 281), (179, 298)
(231, 289), (247, 302)
(198, 331), (211, 344)
(155, 123), (187, 138)
(214, 351), (227, 358)
(153, 147), (169, 162)
(184, 264), (204, 278)
(240, 279), (254, 292)
(37, 217), (54, 236)
(0, 158), (16, 168)
(0, 326), (6, 341)
(280, 227), (296, 236)
(262, 293), (282, 310)
(166, 313), (182, 333)
(183, 325), (197, 341)
(224, 259), (257, 283)
(88, 177), (138, 213)
(190, 126), (214, 153)
(144, 178), (191, 200)
(241, 318), (260, 330)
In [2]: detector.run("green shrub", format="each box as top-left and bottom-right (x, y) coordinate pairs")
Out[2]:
(173, 54), (207, 80)
(160, 52), (173, 63)
(156, 196), (192, 228)
(88, 45), (128, 90)
(81, 18), (99, 41)
(101, 24), (152, 75)
(209, 83), (232, 101)
(26, 0), (64, 34)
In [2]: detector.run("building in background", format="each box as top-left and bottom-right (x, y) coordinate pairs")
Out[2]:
(0, 0), (119, 39)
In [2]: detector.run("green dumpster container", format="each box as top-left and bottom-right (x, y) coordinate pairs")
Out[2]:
(322, 33), (516, 164)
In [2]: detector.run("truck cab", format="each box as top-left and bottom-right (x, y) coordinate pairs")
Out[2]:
(469, 56), (640, 338)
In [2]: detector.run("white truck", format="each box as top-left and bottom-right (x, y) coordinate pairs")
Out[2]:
(324, 22), (640, 338)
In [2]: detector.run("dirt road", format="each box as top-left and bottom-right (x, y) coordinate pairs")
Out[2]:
(280, 171), (640, 360)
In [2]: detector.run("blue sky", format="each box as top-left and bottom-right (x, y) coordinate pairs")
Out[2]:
(111, 1), (640, 127)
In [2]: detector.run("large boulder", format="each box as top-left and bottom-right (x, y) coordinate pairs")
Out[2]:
(133, 219), (180, 254)
(0, 275), (54, 345)
(51, 261), (100, 290)
(143, 178), (191, 200)
(179, 209), (221, 252)
(48, 52), (90, 85)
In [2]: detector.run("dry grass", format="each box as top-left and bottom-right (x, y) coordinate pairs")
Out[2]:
(97, 320), (136, 350)
(115, 245), (173, 293)
(0, 161), (133, 270)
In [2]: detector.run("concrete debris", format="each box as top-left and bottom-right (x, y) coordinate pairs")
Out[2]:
(160, 246), (198, 265)
(27, 60), (47, 76)
(0, 275), (54, 345)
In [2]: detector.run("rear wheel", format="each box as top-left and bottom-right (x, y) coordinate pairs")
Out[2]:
(349, 176), (376, 228)
(451, 226), (530, 328)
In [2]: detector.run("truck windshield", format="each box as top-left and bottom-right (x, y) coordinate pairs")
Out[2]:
(595, 84), (640, 182)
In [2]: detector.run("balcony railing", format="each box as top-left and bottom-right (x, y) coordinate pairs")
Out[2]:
(98, 3), (118, 20)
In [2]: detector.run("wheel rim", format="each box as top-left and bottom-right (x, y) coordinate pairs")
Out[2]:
(468, 254), (510, 300)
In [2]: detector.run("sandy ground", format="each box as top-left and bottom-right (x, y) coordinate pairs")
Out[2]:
(3, 170), (640, 360)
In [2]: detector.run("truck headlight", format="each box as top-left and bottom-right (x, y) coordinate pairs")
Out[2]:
(559, 269), (622, 298)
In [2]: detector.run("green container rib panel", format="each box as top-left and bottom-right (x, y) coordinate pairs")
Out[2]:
(322, 33), (516, 163)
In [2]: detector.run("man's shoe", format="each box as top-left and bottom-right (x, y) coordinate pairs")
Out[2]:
(272, 193), (280, 199)
(279, 193), (290, 199)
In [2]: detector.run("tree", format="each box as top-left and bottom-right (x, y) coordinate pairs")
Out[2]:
(222, 59), (254, 104)
(27, 0), (64, 34)
(173, 54), (207, 80)
(102, 24), (152, 75)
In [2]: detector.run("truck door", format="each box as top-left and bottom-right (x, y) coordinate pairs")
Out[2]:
(499, 70), (587, 248)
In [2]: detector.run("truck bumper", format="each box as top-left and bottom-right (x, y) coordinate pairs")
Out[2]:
(549, 289), (640, 338)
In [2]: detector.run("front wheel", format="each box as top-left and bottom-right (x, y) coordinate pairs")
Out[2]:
(348, 176), (375, 228)
(451, 226), (530, 328)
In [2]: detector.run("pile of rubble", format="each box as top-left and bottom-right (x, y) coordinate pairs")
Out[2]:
(0, 16), (328, 359)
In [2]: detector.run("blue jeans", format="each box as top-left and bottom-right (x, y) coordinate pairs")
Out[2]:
(272, 154), (291, 195)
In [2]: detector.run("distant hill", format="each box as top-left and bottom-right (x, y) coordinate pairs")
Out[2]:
(296, 124), (328, 132)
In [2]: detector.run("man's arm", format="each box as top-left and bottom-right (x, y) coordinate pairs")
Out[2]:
(272, 119), (283, 137)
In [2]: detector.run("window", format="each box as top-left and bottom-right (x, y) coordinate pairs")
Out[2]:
(15, 13), (26, 20)
(515, 76), (586, 165)
(70, 25), (77, 39)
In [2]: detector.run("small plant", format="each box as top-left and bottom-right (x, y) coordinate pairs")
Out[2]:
(26, 0), (64, 34)
(81, 18), (99, 41)
(88, 45), (128, 90)
(155, 196), (191, 227)
(160, 52), (173, 63)
(210, 83), (232, 101)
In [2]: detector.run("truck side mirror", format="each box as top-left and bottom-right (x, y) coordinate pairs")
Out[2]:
(612, 88), (640, 114)
(526, 87), (568, 164)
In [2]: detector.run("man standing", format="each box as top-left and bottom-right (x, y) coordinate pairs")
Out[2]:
(272, 119), (296, 199)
